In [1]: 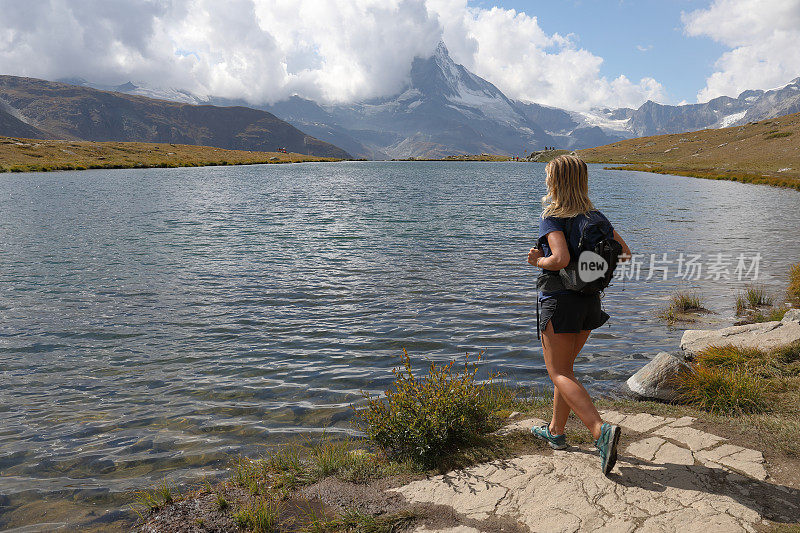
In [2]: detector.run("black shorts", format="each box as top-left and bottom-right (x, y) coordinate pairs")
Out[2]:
(539, 292), (609, 334)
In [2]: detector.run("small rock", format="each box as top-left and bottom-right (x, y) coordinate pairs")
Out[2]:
(269, 156), (279, 161)
(624, 352), (691, 401)
(782, 308), (800, 324)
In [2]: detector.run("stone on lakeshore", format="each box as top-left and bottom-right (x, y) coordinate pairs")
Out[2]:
(653, 425), (726, 451)
(681, 319), (800, 354)
(624, 352), (691, 401)
(782, 308), (800, 324)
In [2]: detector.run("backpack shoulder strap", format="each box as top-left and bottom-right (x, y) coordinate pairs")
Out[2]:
(564, 216), (576, 259)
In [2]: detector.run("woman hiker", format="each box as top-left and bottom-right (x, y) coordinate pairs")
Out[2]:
(527, 154), (632, 475)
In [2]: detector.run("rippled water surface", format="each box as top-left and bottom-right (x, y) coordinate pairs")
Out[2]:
(1, 162), (799, 530)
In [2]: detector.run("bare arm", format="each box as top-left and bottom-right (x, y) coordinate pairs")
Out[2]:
(528, 228), (632, 269)
(613, 229), (632, 262)
(527, 231), (570, 271)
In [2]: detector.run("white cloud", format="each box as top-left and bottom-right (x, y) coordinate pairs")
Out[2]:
(0, 0), (665, 110)
(426, 2), (665, 110)
(636, 44), (653, 52)
(683, 0), (800, 102)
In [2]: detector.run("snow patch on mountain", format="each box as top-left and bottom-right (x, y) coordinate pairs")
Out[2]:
(125, 86), (209, 105)
(571, 109), (632, 134)
(719, 110), (747, 128)
(430, 43), (520, 125)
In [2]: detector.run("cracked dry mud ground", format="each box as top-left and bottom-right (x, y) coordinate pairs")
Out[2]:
(390, 411), (800, 533)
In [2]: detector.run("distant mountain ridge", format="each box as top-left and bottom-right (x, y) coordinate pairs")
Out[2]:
(255, 44), (800, 158)
(257, 43), (629, 158)
(627, 78), (800, 136)
(5, 43), (800, 159)
(0, 76), (350, 158)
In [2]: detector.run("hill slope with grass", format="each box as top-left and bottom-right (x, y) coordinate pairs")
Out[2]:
(578, 112), (800, 189)
(0, 76), (350, 159)
(0, 108), (52, 139)
(0, 137), (339, 172)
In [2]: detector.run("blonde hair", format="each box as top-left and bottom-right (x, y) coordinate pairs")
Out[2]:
(541, 154), (595, 218)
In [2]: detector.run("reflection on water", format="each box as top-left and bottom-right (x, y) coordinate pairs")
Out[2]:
(1, 162), (799, 529)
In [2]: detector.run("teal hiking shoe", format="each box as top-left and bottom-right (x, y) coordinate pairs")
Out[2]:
(531, 424), (567, 450)
(595, 423), (621, 475)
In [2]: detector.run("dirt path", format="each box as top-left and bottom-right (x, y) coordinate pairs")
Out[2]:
(390, 411), (800, 533)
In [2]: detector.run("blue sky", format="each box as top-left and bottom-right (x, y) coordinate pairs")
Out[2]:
(472, 0), (728, 104)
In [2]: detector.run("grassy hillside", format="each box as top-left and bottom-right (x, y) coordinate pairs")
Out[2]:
(0, 137), (339, 173)
(0, 75), (350, 159)
(578, 112), (800, 190)
(0, 108), (53, 139)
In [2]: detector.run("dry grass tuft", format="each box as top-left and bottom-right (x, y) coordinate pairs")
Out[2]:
(677, 365), (767, 414)
(659, 290), (706, 323)
(789, 263), (800, 304)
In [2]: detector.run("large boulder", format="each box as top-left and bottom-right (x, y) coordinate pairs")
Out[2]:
(681, 310), (800, 354)
(624, 352), (691, 402)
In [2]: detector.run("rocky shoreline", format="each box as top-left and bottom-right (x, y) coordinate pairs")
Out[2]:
(136, 310), (800, 532)
(624, 309), (800, 402)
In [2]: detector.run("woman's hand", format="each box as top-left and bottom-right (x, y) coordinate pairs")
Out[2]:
(527, 247), (543, 266)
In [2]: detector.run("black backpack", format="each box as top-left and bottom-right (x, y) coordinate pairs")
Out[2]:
(559, 213), (622, 295)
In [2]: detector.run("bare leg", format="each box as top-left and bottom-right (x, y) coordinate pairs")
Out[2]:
(549, 330), (591, 434)
(542, 323), (602, 440)
(550, 387), (569, 435)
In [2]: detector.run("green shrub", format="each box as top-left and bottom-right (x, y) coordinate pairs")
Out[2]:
(676, 363), (766, 414)
(356, 350), (500, 467)
(233, 497), (278, 533)
(216, 492), (228, 511)
(233, 456), (264, 495)
(262, 445), (307, 490)
(764, 131), (793, 139)
(132, 478), (181, 520)
(750, 306), (788, 323)
(246, 434), (410, 492)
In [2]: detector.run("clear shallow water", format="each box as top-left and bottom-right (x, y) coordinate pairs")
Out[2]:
(1, 162), (799, 529)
